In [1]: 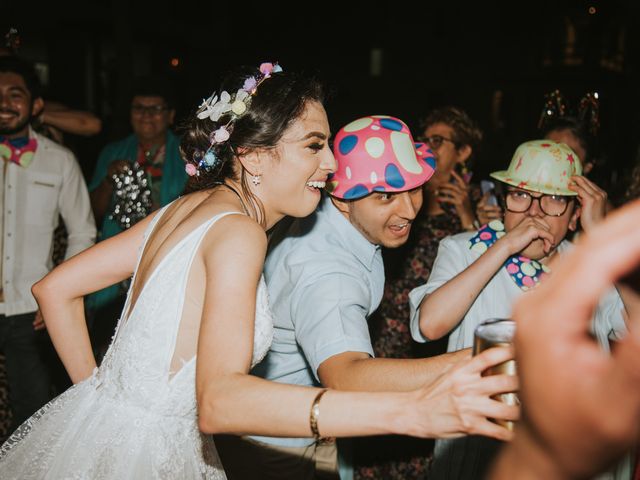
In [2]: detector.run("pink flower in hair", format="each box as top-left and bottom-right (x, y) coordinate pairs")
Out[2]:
(259, 63), (274, 76)
(213, 126), (230, 143)
(185, 163), (197, 176)
(243, 76), (257, 92)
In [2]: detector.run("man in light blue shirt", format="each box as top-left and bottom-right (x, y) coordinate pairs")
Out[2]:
(255, 193), (384, 405)
(216, 116), (518, 480)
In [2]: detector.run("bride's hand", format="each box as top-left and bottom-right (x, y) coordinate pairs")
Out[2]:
(403, 346), (519, 440)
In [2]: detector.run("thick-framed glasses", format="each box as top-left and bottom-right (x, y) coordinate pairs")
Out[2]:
(131, 104), (169, 116)
(418, 134), (457, 150)
(504, 190), (572, 217)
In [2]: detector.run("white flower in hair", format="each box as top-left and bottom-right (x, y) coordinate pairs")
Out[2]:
(210, 91), (233, 121)
(189, 62), (282, 177)
(197, 91), (233, 121)
(196, 93), (217, 119)
(196, 62), (282, 124)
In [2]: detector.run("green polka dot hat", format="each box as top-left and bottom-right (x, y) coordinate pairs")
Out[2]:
(490, 139), (583, 196)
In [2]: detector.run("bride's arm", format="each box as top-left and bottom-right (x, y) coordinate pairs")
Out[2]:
(31, 212), (157, 384)
(196, 215), (518, 440)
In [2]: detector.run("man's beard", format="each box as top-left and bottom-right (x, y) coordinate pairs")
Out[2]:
(0, 110), (31, 136)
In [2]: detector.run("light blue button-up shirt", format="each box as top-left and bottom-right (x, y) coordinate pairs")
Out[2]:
(251, 195), (384, 448)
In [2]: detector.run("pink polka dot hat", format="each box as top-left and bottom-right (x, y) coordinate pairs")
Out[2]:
(326, 115), (436, 200)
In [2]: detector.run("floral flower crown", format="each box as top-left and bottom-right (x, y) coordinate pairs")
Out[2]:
(185, 62), (283, 177)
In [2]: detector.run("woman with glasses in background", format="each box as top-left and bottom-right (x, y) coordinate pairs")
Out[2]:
(355, 106), (484, 480)
(86, 76), (188, 363)
(419, 106), (483, 232)
(408, 139), (631, 480)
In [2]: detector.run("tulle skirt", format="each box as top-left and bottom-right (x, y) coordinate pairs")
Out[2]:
(0, 376), (226, 479)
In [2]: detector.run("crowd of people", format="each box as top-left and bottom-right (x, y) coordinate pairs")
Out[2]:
(0, 51), (638, 480)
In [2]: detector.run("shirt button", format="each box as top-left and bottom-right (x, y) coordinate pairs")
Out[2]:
(7, 210), (11, 214)
(7, 233), (11, 237)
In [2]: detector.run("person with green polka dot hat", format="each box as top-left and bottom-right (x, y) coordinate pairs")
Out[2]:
(408, 139), (630, 480)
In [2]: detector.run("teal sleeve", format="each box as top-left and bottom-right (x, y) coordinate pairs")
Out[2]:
(88, 145), (115, 192)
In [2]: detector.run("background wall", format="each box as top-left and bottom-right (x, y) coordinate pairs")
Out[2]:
(5, 0), (640, 200)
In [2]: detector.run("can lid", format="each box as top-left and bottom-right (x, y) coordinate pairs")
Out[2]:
(475, 319), (515, 343)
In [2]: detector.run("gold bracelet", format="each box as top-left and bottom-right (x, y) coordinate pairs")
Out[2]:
(309, 388), (329, 441)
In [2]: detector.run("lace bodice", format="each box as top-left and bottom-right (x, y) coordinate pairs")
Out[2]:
(96, 209), (274, 414)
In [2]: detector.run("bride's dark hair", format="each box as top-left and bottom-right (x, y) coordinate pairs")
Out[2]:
(179, 68), (325, 225)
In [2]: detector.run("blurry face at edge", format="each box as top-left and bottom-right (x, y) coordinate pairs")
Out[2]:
(259, 100), (337, 219)
(503, 186), (579, 261)
(345, 187), (424, 248)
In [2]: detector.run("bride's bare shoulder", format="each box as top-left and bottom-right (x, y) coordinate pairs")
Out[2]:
(193, 192), (267, 255)
(208, 213), (266, 248)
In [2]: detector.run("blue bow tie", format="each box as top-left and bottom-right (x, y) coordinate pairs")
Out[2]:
(0, 136), (30, 148)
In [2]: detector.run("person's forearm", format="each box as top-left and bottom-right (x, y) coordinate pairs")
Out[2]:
(41, 109), (102, 136)
(197, 372), (414, 438)
(90, 181), (114, 223)
(419, 241), (511, 340)
(200, 347), (518, 441)
(319, 349), (468, 392)
(32, 280), (96, 383)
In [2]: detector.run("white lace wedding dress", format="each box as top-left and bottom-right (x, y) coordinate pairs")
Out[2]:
(0, 208), (274, 479)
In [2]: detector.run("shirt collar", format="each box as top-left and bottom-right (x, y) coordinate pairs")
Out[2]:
(319, 195), (381, 271)
(26, 126), (38, 144)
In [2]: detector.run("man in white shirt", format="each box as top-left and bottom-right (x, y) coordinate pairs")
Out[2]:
(491, 199), (640, 480)
(410, 139), (631, 479)
(0, 56), (96, 432)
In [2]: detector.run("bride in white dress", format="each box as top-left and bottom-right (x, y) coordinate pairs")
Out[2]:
(0, 63), (517, 479)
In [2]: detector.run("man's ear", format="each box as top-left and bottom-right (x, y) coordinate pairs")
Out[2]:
(31, 97), (44, 118)
(457, 144), (472, 164)
(568, 203), (581, 232)
(329, 196), (351, 218)
(167, 108), (176, 125)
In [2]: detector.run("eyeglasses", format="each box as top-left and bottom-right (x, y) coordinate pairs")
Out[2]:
(419, 134), (457, 150)
(131, 104), (169, 116)
(504, 190), (572, 217)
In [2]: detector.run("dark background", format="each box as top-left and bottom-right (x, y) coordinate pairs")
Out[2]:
(5, 0), (640, 200)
